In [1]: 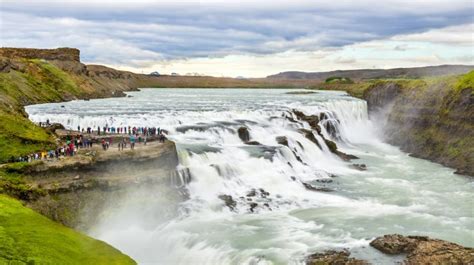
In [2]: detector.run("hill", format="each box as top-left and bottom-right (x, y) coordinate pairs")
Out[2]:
(267, 65), (474, 81)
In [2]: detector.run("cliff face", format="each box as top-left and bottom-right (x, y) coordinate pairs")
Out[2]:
(364, 74), (474, 176)
(0, 47), (80, 62)
(19, 140), (181, 230)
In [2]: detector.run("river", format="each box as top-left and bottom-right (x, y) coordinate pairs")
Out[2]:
(25, 88), (473, 264)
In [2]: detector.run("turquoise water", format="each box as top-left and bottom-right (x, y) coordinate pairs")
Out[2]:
(26, 89), (473, 264)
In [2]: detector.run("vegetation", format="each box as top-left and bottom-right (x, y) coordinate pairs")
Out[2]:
(0, 59), (90, 163)
(454, 70), (474, 93)
(0, 194), (135, 264)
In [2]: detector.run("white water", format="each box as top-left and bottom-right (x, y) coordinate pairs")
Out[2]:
(26, 89), (473, 264)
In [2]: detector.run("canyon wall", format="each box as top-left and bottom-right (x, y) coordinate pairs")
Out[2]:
(0, 47), (81, 62)
(364, 75), (473, 176)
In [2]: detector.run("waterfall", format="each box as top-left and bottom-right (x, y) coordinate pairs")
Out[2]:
(25, 89), (470, 265)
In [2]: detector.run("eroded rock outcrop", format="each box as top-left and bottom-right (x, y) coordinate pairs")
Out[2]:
(0, 47), (81, 62)
(294, 110), (358, 161)
(305, 250), (368, 265)
(370, 234), (474, 265)
(238, 126), (251, 142)
(22, 140), (181, 229)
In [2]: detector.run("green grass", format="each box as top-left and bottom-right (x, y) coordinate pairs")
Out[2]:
(454, 70), (474, 92)
(0, 111), (56, 163)
(0, 59), (89, 163)
(0, 195), (136, 264)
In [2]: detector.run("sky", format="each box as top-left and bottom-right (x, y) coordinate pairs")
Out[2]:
(0, 0), (473, 77)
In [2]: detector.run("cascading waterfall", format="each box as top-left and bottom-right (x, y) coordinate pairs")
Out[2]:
(25, 89), (473, 265)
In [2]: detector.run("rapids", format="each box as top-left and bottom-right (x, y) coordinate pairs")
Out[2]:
(25, 88), (473, 264)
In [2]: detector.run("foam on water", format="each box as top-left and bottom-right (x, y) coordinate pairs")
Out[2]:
(25, 89), (473, 264)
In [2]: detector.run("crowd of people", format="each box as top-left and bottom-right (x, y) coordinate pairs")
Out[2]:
(80, 125), (164, 136)
(10, 123), (167, 163)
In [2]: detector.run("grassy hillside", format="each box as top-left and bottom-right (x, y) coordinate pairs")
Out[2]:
(0, 195), (135, 264)
(0, 60), (88, 163)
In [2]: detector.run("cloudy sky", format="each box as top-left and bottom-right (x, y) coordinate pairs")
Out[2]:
(0, 0), (473, 77)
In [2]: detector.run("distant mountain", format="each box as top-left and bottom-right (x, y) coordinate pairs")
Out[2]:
(267, 65), (474, 80)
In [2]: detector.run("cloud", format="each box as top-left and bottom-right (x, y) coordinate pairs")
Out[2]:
(0, 0), (472, 76)
(392, 23), (474, 46)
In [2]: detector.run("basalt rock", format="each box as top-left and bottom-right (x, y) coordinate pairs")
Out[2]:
(324, 121), (340, 140)
(302, 182), (333, 192)
(249, 202), (258, 213)
(319, 112), (329, 121)
(294, 111), (357, 162)
(325, 139), (359, 161)
(293, 109), (321, 133)
(245, 141), (261, 146)
(299, 129), (321, 149)
(218, 194), (237, 210)
(238, 127), (250, 142)
(306, 250), (368, 265)
(370, 234), (474, 265)
(276, 136), (289, 146)
(351, 164), (367, 171)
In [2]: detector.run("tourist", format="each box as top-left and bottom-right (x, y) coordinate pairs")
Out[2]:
(130, 134), (136, 150)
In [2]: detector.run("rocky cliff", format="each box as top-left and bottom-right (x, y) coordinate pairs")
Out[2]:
(0, 47), (81, 62)
(363, 73), (473, 176)
(14, 140), (182, 230)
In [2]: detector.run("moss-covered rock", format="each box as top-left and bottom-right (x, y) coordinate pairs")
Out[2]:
(364, 73), (474, 176)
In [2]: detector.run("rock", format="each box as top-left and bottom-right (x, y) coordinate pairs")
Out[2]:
(218, 194), (237, 210)
(319, 112), (329, 121)
(245, 141), (261, 145)
(306, 250), (368, 265)
(298, 125), (357, 161)
(73, 175), (81, 180)
(292, 151), (304, 163)
(238, 127), (250, 142)
(336, 151), (359, 161)
(324, 139), (338, 153)
(298, 129), (321, 149)
(351, 164), (367, 171)
(370, 234), (419, 254)
(44, 123), (65, 134)
(247, 189), (257, 197)
(370, 234), (474, 265)
(302, 182), (333, 192)
(316, 179), (333, 183)
(249, 202), (258, 213)
(259, 188), (270, 197)
(0, 58), (12, 73)
(276, 136), (289, 146)
(0, 47), (81, 62)
(324, 121), (340, 139)
(293, 110), (321, 133)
